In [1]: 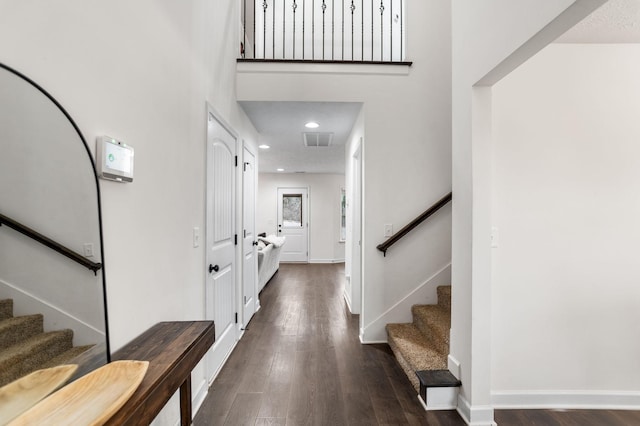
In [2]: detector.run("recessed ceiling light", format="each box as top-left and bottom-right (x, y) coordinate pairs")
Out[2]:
(305, 121), (319, 129)
(277, 168), (284, 172)
(259, 144), (270, 149)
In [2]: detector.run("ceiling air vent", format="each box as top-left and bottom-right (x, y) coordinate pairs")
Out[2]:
(303, 132), (334, 147)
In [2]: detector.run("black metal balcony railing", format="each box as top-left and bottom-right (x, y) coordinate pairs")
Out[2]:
(241, 0), (406, 63)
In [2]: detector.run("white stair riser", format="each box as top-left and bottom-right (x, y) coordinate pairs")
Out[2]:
(419, 387), (459, 411)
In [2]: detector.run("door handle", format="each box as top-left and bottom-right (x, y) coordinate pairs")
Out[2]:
(209, 264), (219, 273)
(252, 241), (258, 246)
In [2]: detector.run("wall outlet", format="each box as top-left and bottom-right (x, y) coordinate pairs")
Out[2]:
(83, 243), (94, 257)
(193, 227), (200, 248)
(384, 224), (393, 237)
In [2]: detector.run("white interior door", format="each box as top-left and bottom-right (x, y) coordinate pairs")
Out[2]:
(242, 145), (257, 324)
(205, 108), (237, 383)
(277, 187), (309, 262)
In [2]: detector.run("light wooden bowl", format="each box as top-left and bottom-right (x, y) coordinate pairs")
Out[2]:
(0, 364), (78, 425)
(8, 360), (148, 426)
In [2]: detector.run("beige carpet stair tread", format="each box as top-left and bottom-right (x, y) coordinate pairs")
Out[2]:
(0, 364), (78, 424)
(0, 299), (13, 321)
(0, 315), (44, 350)
(437, 286), (451, 310)
(40, 345), (95, 370)
(386, 323), (448, 370)
(9, 360), (149, 426)
(411, 305), (450, 348)
(385, 286), (452, 395)
(387, 323), (448, 391)
(0, 330), (74, 387)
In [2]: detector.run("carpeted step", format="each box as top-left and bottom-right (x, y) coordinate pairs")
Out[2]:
(0, 299), (13, 321)
(437, 285), (451, 310)
(39, 345), (95, 370)
(0, 329), (73, 387)
(411, 305), (450, 355)
(386, 323), (448, 391)
(0, 314), (44, 350)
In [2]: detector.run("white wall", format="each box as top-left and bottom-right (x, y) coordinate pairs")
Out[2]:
(257, 173), (345, 263)
(451, 0), (605, 423)
(491, 44), (640, 407)
(0, 1), (258, 424)
(238, 0), (453, 343)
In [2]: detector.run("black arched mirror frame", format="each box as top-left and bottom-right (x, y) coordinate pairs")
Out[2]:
(0, 62), (110, 379)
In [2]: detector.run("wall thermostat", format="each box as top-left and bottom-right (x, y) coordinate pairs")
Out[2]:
(96, 136), (134, 182)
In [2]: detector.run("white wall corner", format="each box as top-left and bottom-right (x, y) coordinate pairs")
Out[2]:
(457, 394), (496, 426)
(491, 390), (640, 410)
(360, 263), (451, 343)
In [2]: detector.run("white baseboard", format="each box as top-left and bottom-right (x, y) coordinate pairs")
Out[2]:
(448, 354), (461, 380)
(360, 263), (451, 342)
(457, 394), (496, 426)
(0, 278), (104, 346)
(191, 378), (209, 418)
(343, 291), (353, 313)
(206, 337), (238, 386)
(309, 259), (345, 264)
(492, 390), (640, 410)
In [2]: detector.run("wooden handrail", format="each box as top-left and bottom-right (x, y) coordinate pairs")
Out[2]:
(376, 192), (452, 256)
(0, 213), (102, 274)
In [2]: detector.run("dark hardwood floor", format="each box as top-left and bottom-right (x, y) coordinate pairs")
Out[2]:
(194, 263), (640, 426)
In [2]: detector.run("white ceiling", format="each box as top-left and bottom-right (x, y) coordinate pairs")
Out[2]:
(556, 0), (640, 43)
(240, 101), (362, 174)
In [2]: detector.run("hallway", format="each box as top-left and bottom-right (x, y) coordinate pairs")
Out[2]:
(193, 263), (465, 425)
(193, 263), (640, 425)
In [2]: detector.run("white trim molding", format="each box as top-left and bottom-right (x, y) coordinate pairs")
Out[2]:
(457, 394), (496, 426)
(448, 354), (461, 380)
(237, 61), (411, 76)
(492, 390), (640, 410)
(191, 377), (209, 418)
(343, 291), (353, 313)
(309, 258), (345, 264)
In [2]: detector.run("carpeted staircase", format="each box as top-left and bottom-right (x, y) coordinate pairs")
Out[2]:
(386, 285), (460, 409)
(0, 299), (94, 387)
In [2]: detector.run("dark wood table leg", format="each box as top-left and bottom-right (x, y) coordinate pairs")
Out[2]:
(180, 375), (192, 426)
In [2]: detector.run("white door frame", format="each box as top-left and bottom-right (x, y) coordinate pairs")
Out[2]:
(242, 141), (258, 323)
(277, 186), (310, 263)
(204, 104), (240, 384)
(352, 141), (363, 316)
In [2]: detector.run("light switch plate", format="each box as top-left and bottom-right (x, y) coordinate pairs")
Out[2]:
(491, 227), (499, 248)
(193, 227), (200, 248)
(384, 224), (393, 237)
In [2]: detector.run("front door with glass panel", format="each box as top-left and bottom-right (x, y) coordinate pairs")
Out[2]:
(277, 187), (309, 262)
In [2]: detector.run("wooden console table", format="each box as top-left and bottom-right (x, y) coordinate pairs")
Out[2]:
(105, 321), (215, 426)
